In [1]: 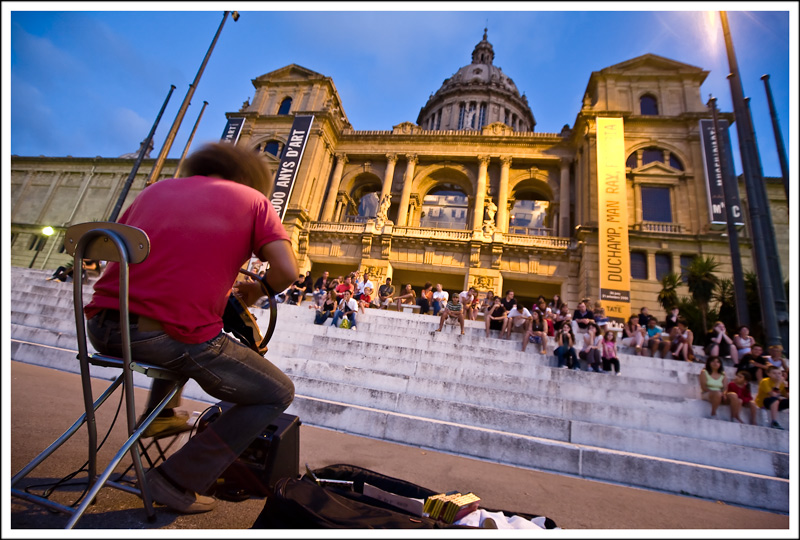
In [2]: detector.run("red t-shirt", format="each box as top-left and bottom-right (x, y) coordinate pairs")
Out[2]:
(335, 283), (353, 295)
(85, 176), (289, 343)
(726, 381), (754, 404)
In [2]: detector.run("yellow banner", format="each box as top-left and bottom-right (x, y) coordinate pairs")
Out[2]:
(596, 117), (630, 323)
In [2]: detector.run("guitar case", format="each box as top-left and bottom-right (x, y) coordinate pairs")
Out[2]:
(251, 464), (558, 530)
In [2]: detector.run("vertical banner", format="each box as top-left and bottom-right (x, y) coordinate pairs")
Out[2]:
(220, 117), (245, 144)
(271, 115), (314, 222)
(596, 117), (630, 324)
(698, 119), (744, 228)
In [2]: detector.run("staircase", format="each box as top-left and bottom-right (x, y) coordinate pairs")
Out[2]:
(9, 266), (789, 513)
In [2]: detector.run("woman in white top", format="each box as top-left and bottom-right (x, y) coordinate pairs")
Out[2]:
(733, 325), (754, 357)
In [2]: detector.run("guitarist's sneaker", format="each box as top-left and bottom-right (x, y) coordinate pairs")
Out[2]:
(145, 468), (216, 514)
(141, 411), (193, 439)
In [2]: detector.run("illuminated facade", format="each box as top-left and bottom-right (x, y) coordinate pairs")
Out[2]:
(10, 33), (788, 314)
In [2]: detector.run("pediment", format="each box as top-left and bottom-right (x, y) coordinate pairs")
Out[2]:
(632, 160), (681, 175)
(605, 53), (704, 75)
(253, 64), (326, 83)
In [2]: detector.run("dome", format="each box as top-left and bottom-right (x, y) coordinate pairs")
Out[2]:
(417, 30), (535, 132)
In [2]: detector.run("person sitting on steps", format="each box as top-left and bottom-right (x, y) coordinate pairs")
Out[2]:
(554, 324), (580, 369)
(726, 370), (758, 425)
(698, 356), (728, 419)
(436, 293), (465, 335)
(331, 289), (358, 330)
(669, 318), (695, 361)
(394, 283), (416, 311)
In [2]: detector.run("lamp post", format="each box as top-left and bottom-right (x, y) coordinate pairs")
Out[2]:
(760, 74), (789, 203)
(719, 11), (788, 352)
(29, 226), (54, 269)
(708, 96), (748, 328)
(108, 84), (176, 222)
(146, 11), (239, 186)
(173, 100), (209, 178)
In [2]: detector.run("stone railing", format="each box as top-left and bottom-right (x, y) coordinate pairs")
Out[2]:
(501, 233), (573, 249)
(391, 226), (473, 242)
(633, 222), (683, 234)
(339, 128), (562, 138)
(308, 222), (366, 234)
(309, 221), (573, 250)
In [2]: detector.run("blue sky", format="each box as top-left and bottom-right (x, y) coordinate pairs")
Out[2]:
(3, 3), (796, 179)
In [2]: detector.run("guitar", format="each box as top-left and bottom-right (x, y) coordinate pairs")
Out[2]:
(222, 268), (278, 356)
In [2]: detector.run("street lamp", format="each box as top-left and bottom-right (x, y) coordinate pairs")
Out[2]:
(29, 226), (55, 269)
(146, 11), (239, 186)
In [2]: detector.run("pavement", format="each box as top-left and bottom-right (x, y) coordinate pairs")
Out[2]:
(5, 361), (792, 535)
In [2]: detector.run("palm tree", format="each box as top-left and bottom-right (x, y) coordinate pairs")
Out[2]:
(657, 272), (682, 314)
(686, 256), (719, 335)
(712, 278), (736, 329)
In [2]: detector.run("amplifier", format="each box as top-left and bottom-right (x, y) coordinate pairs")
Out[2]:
(199, 403), (301, 500)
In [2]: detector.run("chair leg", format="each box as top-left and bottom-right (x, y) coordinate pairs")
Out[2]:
(11, 374), (124, 489)
(65, 380), (184, 529)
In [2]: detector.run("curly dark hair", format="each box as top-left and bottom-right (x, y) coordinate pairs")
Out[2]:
(180, 142), (272, 196)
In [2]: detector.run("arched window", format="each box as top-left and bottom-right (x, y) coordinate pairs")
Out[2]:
(277, 97), (292, 115)
(357, 192), (379, 220)
(631, 147), (685, 171)
(264, 140), (282, 157)
(420, 184), (468, 230)
(640, 94), (658, 115)
(642, 147), (663, 166)
(508, 194), (551, 236)
(345, 182), (381, 223)
(669, 152), (684, 171)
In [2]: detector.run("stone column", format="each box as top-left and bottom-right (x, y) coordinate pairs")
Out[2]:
(396, 154), (417, 227)
(559, 157), (571, 237)
(472, 155), (490, 230)
(496, 156), (512, 233)
(380, 153), (397, 201)
(320, 153), (347, 222)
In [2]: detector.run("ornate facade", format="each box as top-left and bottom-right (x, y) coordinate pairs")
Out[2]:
(10, 33), (788, 315)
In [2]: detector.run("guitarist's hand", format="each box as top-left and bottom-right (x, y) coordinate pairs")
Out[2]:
(232, 280), (267, 307)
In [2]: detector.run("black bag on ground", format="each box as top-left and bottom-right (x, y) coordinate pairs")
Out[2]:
(252, 463), (558, 529)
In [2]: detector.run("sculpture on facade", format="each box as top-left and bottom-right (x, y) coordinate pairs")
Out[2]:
(482, 198), (497, 236)
(375, 193), (392, 229)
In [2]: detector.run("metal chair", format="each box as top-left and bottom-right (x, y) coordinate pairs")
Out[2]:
(10, 222), (188, 528)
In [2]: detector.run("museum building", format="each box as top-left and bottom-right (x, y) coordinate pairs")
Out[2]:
(10, 31), (788, 316)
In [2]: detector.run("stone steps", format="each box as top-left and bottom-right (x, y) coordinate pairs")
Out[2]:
(12, 317), (788, 453)
(8, 266), (790, 512)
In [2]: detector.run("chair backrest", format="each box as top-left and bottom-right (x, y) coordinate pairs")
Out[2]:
(63, 222), (149, 264)
(64, 222), (151, 393)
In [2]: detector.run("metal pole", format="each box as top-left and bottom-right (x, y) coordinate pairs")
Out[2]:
(173, 100), (209, 178)
(742, 95), (788, 344)
(108, 84), (176, 222)
(719, 11), (787, 351)
(147, 11), (238, 186)
(760, 74), (789, 203)
(708, 96), (749, 328)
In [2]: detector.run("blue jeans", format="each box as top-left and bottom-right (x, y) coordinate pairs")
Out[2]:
(314, 309), (333, 325)
(87, 313), (294, 494)
(330, 310), (356, 328)
(556, 345), (579, 369)
(432, 300), (443, 316)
